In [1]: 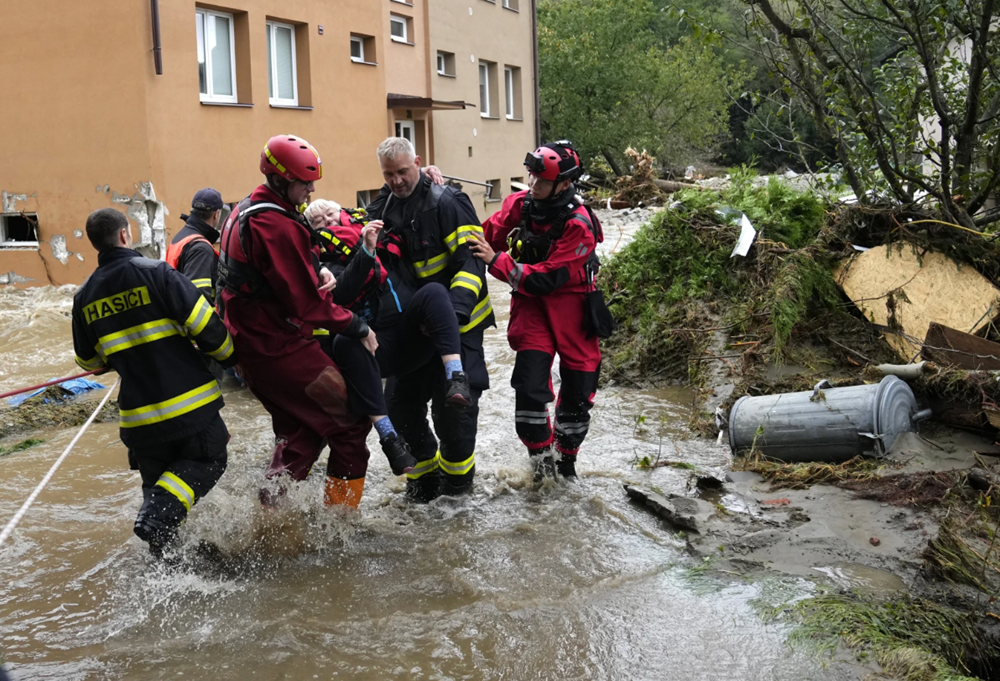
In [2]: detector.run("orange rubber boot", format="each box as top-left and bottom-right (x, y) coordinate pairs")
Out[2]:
(324, 476), (365, 509)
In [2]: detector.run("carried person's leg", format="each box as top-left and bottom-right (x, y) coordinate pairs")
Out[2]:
(331, 334), (415, 475)
(388, 361), (441, 502)
(132, 413), (229, 557)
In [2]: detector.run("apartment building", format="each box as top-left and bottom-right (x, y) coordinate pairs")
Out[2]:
(0, 0), (537, 287)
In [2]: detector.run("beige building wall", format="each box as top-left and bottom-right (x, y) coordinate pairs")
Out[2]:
(0, 0), (390, 286)
(0, 0), (536, 286)
(427, 0), (537, 221)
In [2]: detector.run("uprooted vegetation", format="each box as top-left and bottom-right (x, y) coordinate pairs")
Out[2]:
(598, 167), (1000, 401)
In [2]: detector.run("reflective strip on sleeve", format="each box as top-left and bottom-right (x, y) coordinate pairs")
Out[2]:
(184, 296), (214, 336)
(413, 252), (449, 279)
(75, 354), (105, 371)
(443, 224), (484, 253)
(191, 278), (213, 289)
(506, 263), (524, 292)
(439, 452), (475, 477)
(119, 380), (221, 428)
(460, 296), (493, 334)
(156, 471), (196, 511)
(206, 332), (235, 361)
(312, 328), (331, 336)
(405, 451), (441, 480)
(450, 271), (483, 296)
(97, 318), (185, 357)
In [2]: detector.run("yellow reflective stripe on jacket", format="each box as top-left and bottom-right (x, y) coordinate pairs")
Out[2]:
(405, 451), (441, 480)
(75, 353), (105, 371)
(443, 225), (484, 253)
(191, 278), (213, 289)
(450, 271), (482, 296)
(97, 318), (185, 357)
(156, 471), (195, 511)
(184, 296), (213, 336)
(119, 380), (221, 428)
(413, 252), (449, 278)
(312, 328), (331, 336)
(439, 452), (475, 476)
(460, 296), (493, 334)
(206, 332), (234, 362)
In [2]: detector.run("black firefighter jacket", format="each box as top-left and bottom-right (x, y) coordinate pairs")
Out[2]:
(72, 248), (236, 448)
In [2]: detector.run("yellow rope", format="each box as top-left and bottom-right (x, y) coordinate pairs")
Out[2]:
(904, 219), (988, 237)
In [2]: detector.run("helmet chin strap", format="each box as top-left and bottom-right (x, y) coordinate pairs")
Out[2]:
(266, 175), (307, 213)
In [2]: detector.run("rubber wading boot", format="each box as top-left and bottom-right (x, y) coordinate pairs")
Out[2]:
(444, 372), (472, 410)
(405, 469), (442, 504)
(381, 433), (417, 476)
(556, 454), (578, 480)
(531, 448), (556, 483)
(324, 476), (365, 509)
(134, 512), (179, 560)
(440, 470), (474, 497)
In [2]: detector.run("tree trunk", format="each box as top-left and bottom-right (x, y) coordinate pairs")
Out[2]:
(602, 149), (624, 177)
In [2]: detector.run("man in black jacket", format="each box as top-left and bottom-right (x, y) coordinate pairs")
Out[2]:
(366, 137), (494, 501)
(72, 208), (237, 558)
(166, 188), (224, 304)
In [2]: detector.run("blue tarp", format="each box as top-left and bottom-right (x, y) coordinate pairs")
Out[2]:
(7, 378), (106, 407)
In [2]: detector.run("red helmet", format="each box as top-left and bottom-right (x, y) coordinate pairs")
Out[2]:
(524, 141), (582, 182)
(260, 135), (323, 182)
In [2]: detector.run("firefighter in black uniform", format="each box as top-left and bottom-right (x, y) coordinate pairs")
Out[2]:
(366, 137), (494, 501)
(166, 188), (224, 303)
(72, 208), (237, 558)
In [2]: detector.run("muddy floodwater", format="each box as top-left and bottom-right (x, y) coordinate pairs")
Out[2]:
(1, 230), (860, 680)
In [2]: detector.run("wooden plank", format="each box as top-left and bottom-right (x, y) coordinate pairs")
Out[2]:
(921, 322), (1000, 371)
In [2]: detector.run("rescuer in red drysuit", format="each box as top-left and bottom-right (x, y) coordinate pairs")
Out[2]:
(216, 134), (413, 509)
(470, 141), (607, 481)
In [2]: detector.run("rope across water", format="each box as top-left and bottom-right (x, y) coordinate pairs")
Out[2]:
(0, 378), (120, 550)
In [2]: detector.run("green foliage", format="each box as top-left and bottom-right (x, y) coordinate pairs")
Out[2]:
(785, 593), (983, 681)
(0, 437), (45, 457)
(538, 0), (748, 167)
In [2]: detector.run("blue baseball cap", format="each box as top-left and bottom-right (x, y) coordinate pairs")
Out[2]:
(191, 188), (223, 211)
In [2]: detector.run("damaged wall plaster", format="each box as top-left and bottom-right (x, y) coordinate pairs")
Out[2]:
(0, 271), (35, 285)
(1, 191), (35, 214)
(73, 230), (83, 239)
(108, 182), (168, 260)
(50, 234), (70, 265)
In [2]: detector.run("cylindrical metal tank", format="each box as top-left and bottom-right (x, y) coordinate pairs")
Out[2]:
(728, 375), (930, 462)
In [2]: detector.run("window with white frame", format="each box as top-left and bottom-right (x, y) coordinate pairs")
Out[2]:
(479, 62), (489, 116)
(505, 67), (514, 118)
(390, 15), (408, 43)
(0, 214), (39, 249)
(266, 21), (298, 106)
(437, 51), (455, 76)
(503, 0), (519, 9)
(350, 36), (364, 62)
(196, 8), (237, 103)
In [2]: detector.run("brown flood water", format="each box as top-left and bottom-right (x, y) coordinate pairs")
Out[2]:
(1, 270), (858, 679)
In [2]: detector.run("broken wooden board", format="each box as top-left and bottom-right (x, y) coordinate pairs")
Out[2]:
(920, 321), (1000, 371)
(834, 245), (1000, 360)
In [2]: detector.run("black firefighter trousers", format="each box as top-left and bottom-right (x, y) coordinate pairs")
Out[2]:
(129, 413), (228, 557)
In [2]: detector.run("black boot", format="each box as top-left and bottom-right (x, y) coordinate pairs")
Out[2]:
(405, 469), (442, 503)
(381, 433), (417, 476)
(556, 454), (578, 480)
(444, 371), (472, 410)
(134, 510), (179, 560)
(531, 448), (555, 483)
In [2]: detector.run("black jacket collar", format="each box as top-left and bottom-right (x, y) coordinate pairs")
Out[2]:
(97, 247), (142, 267)
(183, 215), (221, 244)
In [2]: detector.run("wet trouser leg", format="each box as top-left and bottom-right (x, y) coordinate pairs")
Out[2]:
(131, 413), (229, 557)
(239, 341), (372, 508)
(386, 361), (440, 502)
(405, 283), (462, 358)
(436, 326), (487, 495)
(554, 364), (600, 457)
(330, 334), (388, 416)
(511, 350), (556, 453)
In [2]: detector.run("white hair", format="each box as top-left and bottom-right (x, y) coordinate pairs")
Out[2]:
(377, 136), (416, 163)
(304, 198), (342, 227)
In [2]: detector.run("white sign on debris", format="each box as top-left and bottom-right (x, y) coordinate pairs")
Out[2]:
(730, 214), (757, 258)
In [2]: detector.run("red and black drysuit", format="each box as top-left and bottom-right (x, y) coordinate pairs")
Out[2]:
(71, 247), (237, 555)
(217, 185), (373, 490)
(365, 174), (493, 498)
(482, 189), (603, 462)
